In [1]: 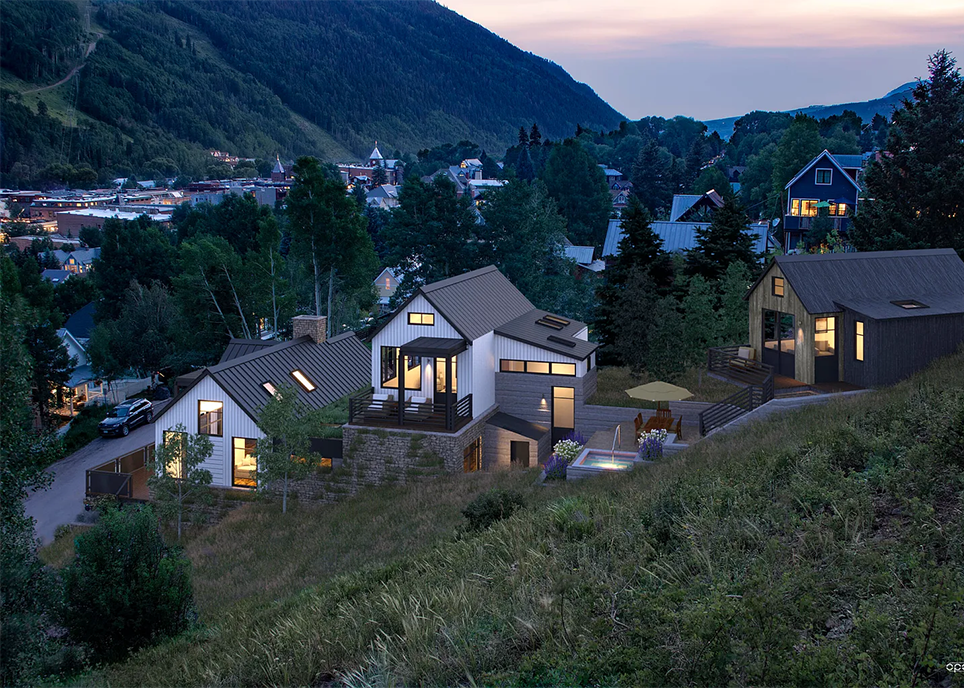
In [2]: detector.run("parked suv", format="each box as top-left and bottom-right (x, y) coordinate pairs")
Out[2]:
(98, 399), (153, 437)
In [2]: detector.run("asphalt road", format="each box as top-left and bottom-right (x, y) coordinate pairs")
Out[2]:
(25, 400), (168, 545)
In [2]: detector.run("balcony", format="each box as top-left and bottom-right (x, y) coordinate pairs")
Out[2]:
(348, 390), (473, 433)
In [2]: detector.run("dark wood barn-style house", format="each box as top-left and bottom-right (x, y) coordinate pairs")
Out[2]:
(746, 249), (964, 387)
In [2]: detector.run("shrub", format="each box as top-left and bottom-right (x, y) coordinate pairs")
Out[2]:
(60, 505), (195, 663)
(461, 489), (526, 531)
(637, 429), (667, 461)
(60, 403), (109, 457)
(544, 454), (568, 481)
(553, 439), (583, 462)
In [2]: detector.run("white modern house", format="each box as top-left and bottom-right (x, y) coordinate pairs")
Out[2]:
(347, 266), (599, 471)
(152, 317), (369, 489)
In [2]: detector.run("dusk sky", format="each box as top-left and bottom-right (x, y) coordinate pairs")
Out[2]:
(441, 0), (964, 121)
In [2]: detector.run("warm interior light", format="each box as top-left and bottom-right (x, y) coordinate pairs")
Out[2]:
(262, 382), (277, 396)
(291, 370), (315, 391)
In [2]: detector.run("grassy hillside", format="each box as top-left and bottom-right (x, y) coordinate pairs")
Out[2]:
(1, 0), (623, 184)
(85, 350), (964, 686)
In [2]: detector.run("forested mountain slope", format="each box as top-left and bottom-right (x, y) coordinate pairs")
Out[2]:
(0, 0), (622, 184)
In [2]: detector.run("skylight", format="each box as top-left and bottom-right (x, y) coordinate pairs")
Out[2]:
(536, 314), (570, 330)
(891, 300), (929, 310)
(290, 370), (316, 391)
(262, 382), (277, 396)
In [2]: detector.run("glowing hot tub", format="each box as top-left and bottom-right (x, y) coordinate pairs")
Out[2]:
(567, 448), (646, 480)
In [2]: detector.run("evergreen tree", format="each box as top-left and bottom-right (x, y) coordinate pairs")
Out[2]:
(595, 196), (672, 354)
(768, 115), (824, 220)
(383, 175), (482, 294)
(350, 182), (368, 209)
(515, 147), (535, 182)
(851, 50), (964, 253)
(685, 198), (760, 281)
(645, 295), (686, 381)
(480, 150), (501, 179)
(805, 206), (834, 248)
(371, 164), (388, 187)
(611, 266), (660, 377)
(518, 126), (529, 148)
(718, 261), (753, 346)
(631, 139), (673, 217)
(681, 274), (720, 367)
(529, 123), (542, 146)
(539, 138), (611, 246)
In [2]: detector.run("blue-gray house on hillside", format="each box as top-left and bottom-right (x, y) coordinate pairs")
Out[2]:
(783, 150), (862, 249)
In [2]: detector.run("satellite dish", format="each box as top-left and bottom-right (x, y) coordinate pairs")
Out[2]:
(771, 218), (781, 227)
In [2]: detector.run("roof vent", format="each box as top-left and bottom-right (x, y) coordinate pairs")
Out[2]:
(547, 335), (576, 348)
(891, 299), (929, 309)
(536, 314), (570, 330)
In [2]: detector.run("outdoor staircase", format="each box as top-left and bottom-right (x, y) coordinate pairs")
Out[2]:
(699, 347), (775, 435)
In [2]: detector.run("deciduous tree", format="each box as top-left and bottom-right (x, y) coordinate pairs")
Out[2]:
(149, 424), (214, 540)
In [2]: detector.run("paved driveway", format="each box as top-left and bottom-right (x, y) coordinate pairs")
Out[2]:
(26, 400), (168, 544)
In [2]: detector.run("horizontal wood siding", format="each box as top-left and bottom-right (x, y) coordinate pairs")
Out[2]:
(153, 376), (263, 488)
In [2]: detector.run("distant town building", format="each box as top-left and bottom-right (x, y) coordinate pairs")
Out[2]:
(56, 208), (173, 236)
(271, 156), (288, 183)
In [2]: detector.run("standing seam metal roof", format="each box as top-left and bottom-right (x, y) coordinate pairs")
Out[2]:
(419, 266), (535, 341)
(155, 333), (371, 425)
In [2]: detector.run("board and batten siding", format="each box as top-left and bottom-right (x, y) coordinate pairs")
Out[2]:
(371, 294), (464, 396)
(153, 375), (263, 488)
(494, 335), (591, 376)
(748, 262), (823, 384)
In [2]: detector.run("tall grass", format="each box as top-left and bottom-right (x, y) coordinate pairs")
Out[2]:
(89, 353), (964, 687)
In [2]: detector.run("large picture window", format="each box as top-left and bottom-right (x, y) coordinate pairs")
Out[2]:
(790, 199), (819, 217)
(198, 400), (223, 436)
(232, 438), (257, 488)
(380, 346), (421, 389)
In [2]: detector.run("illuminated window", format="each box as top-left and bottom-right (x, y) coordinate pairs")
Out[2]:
(232, 438), (257, 488)
(526, 361), (550, 375)
(855, 321), (864, 361)
(500, 359), (525, 373)
(801, 200), (819, 217)
(291, 370), (316, 392)
(408, 312), (435, 326)
(772, 277), (785, 297)
(791, 199), (800, 216)
(380, 347), (421, 389)
(499, 360), (577, 376)
(551, 362), (576, 376)
(815, 169), (832, 185)
(384, 277), (391, 289)
(163, 430), (187, 479)
(815, 317), (835, 357)
(262, 382), (277, 396)
(198, 400), (223, 436)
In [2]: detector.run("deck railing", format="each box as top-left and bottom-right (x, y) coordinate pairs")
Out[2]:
(85, 445), (152, 503)
(700, 347), (774, 435)
(348, 389), (473, 432)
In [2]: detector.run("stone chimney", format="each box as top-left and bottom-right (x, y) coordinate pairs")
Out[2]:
(292, 315), (327, 344)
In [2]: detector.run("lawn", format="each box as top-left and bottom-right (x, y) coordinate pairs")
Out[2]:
(589, 365), (739, 407)
(83, 352), (964, 686)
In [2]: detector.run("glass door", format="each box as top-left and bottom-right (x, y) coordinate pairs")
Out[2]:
(814, 316), (838, 383)
(551, 386), (575, 446)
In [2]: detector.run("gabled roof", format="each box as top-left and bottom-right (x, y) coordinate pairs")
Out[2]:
(418, 266), (535, 341)
(42, 269), (71, 283)
(494, 308), (597, 360)
(784, 150), (861, 191)
(669, 195), (701, 222)
(369, 145), (383, 161)
(831, 154), (864, 170)
(65, 302), (96, 340)
(219, 338), (279, 364)
(603, 219), (767, 258)
(155, 333), (370, 425)
(564, 245), (595, 266)
(753, 249), (964, 314)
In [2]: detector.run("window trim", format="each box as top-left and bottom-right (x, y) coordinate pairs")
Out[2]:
(499, 359), (579, 376)
(407, 312), (435, 326)
(231, 437), (258, 488)
(815, 168), (832, 185)
(198, 400), (223, 437)
(772, 276), (785, 298)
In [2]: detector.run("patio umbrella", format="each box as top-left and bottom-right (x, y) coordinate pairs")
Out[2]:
(625, 381), (693, 409)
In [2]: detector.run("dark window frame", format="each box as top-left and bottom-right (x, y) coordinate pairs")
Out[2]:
(231, 437), (258, 488)
(198, 400), (223, 437)
(407, 312), (435, 326)
(815, 168), (832, 185)
(499, 359), (579, 376)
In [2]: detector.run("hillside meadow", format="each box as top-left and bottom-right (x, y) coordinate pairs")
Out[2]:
(75, 351), (964, 686)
